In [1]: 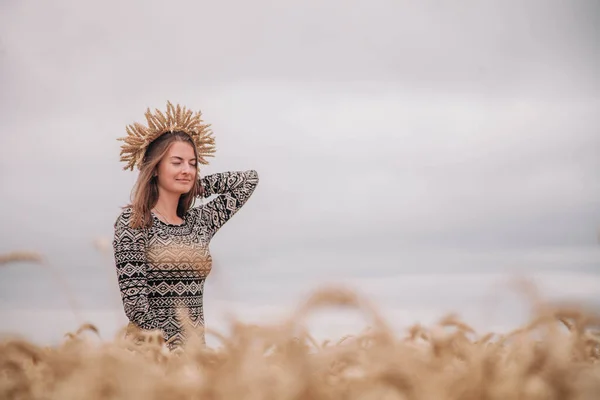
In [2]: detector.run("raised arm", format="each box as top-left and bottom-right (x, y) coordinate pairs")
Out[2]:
(112, 209), (159, 331)
(199, 170), (259, 239)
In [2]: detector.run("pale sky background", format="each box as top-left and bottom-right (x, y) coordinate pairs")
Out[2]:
(0, 0), (599, 346)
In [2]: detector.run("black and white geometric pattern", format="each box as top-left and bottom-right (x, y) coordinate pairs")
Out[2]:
(113, 170), (259, 349)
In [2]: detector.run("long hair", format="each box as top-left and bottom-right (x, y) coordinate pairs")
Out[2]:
(127, 131), (203, 229)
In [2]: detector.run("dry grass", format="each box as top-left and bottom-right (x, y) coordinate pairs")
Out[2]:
(1, 254), (599, 399)
(0, 251), (44, 265)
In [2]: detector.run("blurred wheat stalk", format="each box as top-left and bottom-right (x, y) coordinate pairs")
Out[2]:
(0, 251), (44, 265)
(0, 250), (83, 327)
(1, 251), (599, 400)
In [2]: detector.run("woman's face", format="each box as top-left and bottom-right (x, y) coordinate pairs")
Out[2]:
(156, 141), (197, 195)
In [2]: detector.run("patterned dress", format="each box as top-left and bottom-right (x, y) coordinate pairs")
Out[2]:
(112, 170), (259, 348)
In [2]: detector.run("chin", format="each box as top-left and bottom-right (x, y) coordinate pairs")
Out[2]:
(172, 181), (194, 193)
(168, 186), (193, 195)
(177, 188), (193, 195)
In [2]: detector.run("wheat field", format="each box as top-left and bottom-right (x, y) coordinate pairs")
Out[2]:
(1, 251), (599, 400)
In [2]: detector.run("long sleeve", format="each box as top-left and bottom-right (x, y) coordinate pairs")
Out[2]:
(199, 170), (259, 239)
(112, 210), (159, 330)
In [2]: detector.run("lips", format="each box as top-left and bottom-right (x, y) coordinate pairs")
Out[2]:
(176, 179), (191, 183)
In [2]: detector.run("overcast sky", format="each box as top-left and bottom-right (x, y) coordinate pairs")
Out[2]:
(0, 0), (599, 345)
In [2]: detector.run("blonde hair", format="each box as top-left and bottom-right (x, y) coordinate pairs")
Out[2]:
(127, 131), (203, 229)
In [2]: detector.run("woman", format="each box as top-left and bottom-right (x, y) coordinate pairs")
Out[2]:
(112, 102), (259, 349)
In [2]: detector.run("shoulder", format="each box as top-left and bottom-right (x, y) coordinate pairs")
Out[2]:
(113, 207), (149, 242)
(186, 205), (202, 221)
(113, 207), (135, 229)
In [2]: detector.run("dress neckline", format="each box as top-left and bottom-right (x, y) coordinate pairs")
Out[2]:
(151, 212), (187, 227)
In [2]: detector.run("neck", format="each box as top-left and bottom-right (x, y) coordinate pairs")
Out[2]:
(154, 188), (181, 220)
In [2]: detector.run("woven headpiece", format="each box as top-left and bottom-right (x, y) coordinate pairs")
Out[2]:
(118, 101), (216, 171)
